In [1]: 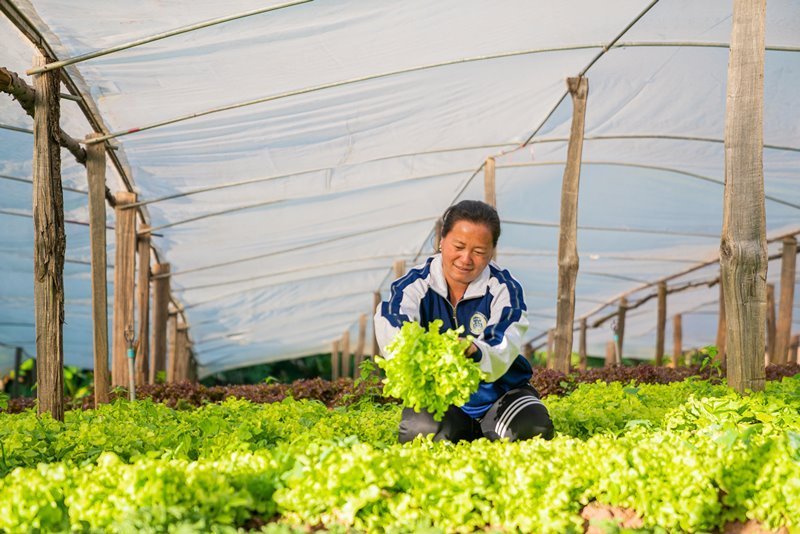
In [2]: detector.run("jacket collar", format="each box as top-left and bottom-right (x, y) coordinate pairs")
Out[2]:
(429, 254), (492, 301)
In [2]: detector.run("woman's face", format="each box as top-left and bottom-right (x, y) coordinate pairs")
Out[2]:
(440, 219), (495, 288)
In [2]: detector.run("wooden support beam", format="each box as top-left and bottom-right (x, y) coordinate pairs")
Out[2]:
(135, 228), (151, 385)
(715, 283), (727, 365)
(484, 156), (496, 208)
(434, 218), (443, 253)
(393, 259), (406, 280)
(354, 313), (367, 371)
(150, 263), (170, 384)
(174, 323), (189, 382)
(86, 133), (109, 406)
(553, 76), (588, 374)
(673, 314), (684, 367)
(578, 318), (587, 371)
(546, 329), (555, 369)
(167, 311), (178, 383)
(721, 0), (767, 394)
(655, 282), (667, 366)
(112, 191), (138, 387)
(605, 341), (615, 367)
(791, 333), (800, 365)
(0, 66), (86, 164)
(766, 284), (776, 364)
(615, 297), (627, 364)
(371, 291), (381, 357)
(774, 237), (797, 363)
(331, 339), (340, 381)
(32, 53), (65, 421)
(341, 329), (351, 378)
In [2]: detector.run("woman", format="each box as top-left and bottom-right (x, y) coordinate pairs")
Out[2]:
(374, 200), (554, 443)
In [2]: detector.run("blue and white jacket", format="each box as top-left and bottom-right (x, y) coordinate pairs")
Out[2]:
(374, 254), (531, 419)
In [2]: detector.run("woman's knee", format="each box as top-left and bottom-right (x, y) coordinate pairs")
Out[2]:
(398, 408), (440, 443)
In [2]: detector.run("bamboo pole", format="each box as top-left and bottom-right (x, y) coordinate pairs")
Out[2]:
(615, 297), (627, 364)
(553, 77), (588, 374)
(167, 311), (178, 383)
(331, 340), (340, 381)
(86, 133), (109, 406)
(715, 283), (727, 365)
(774, 237), (797, 363)
(112, 192), (138, 387)
(354, 313), (367, 371)
(32, 53), (65, 420)
(135, 228), (151, 385)
(341, 329), (351, 378)
(766, 284), (776, 364)
(150, 263), (170, 383)
(655, 282), (667, 366)
(579, 318), (587, 370)
(371, 291), (381, 357)
(605, 341), (615, 367)
(721, 0), (767, 394)
(673, 314), (684, 367)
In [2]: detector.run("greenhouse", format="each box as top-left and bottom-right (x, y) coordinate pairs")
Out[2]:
(1, 0), (799, 531)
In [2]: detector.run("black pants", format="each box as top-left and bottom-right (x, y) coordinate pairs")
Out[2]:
(398, 385), (554, 443)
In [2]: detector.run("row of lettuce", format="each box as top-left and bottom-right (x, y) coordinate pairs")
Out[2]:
(1, 376), (799, 532)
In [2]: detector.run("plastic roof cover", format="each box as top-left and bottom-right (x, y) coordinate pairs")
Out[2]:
(1, 0), (798, 377)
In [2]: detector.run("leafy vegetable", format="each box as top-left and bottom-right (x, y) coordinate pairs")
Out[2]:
(375, 320), (485, 420)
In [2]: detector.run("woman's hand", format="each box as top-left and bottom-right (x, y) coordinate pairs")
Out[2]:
(465, 342), (480, 360)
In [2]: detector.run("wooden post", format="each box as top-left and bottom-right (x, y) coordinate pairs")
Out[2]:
(150, 263), (170, 383)
(715, 283), (727, 365)
(791, 333), (800, 365)
(32, 53), (65, 420)
(605, 341), (615, 367)
(655, 282), (667, 366)
(341, 329), (351, 378)
(546, 329), (555, 369)
(673, 314), (684, 366)
(774, 237), (797, 363)
(484, 156), (496, 208)
(721, 0), (767, 393)
(354, 313), (367, 372)
(11, 347), (22, 399)
(174, 323), (189, 382)
(553, 76), (588, 374)
(135, 229), (151, 385)
(522, 342), (533, 364)
(615, 297), (627, 364)
(86, 133), (110, 406)
(393, 259), (406, 280)
(167, 311), (178, 383)
(578, 318), (587, 370)
(112, 191), (137, 387)
(371, 291), (381, 357)
(331, 339), (340, 380)
(766, 284), (776, 364)
(434, 218), (444, 252)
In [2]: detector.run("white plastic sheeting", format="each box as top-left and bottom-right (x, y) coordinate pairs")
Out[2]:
(1, 0), (798, 377)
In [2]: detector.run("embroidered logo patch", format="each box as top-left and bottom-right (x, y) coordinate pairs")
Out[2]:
(469, 312), (488, 336)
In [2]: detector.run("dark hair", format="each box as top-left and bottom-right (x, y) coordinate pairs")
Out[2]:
(440, 200), (501, 247)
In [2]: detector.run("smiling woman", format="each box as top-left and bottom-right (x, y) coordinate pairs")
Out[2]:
(375, 200), (554, 444)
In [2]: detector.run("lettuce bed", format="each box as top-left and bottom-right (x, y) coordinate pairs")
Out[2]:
(1, 376), (799, 532)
